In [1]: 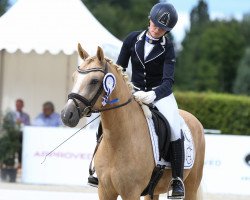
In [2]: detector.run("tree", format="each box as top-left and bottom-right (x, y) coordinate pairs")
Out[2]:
(0, 0), (9, 17)
(175, 0), (245, 93)
(82, 0), (158, 39)
(83, 0), (131, 10)
(190, 0), (210, 30)
(233, 48), (250, 95)
(198, 20), (245, 93)
(175, 0), (210, 91)
(241, 13), (250, 46)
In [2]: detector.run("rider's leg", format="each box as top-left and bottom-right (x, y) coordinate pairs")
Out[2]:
(154, 93), (185, 198)
(170, 136), (185, 197)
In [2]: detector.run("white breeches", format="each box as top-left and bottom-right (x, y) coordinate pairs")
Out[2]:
(154, 93), (181, 141)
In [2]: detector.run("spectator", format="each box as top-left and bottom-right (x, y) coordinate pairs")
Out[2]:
(3, 99), (30, 166)
(33, 101), (62, 127)
(4, 99), (30, 127)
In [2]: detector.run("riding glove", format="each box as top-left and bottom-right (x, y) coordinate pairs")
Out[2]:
(133, 91), (156, 104)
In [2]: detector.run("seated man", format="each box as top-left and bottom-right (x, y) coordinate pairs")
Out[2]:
(33, 101), (62, 127)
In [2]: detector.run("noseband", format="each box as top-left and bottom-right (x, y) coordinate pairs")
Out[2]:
(68, 61), (133, 117)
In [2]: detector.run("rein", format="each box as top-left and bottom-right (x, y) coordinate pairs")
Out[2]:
(41, 114), (101, 164)
(68, 60), (133, 117)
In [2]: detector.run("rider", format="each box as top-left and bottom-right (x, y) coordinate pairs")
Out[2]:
(88, 2), (185, 198)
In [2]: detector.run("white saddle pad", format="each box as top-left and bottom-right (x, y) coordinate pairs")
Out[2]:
(146, 116), (195, 169)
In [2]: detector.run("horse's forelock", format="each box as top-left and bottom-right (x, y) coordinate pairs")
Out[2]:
(78, 56), (99, 70)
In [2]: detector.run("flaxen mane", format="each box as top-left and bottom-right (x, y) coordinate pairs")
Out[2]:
(105, 57), (151, 116)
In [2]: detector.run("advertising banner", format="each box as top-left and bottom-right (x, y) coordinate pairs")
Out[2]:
(203, 134), (250, 195)
(22, 126), (96, 186)
(22, 127), (250, 194)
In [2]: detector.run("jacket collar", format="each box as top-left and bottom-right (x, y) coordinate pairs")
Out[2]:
(135, 30), (166, 65)
(135, 30), (147, 67)
(145, 35), (166, 63)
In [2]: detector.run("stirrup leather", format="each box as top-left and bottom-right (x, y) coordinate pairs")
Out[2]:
(167, 177), (185, 199)
(89, 135), (103, 176)
(88, 134), (102, 188)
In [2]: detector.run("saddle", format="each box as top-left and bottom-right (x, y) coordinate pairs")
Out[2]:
(149, 104), (171, 162)
(141, 104), (172, 199)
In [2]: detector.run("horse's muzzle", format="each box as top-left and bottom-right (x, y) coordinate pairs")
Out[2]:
(61, 101), (80, 127)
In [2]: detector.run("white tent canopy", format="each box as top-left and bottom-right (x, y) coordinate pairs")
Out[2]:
(0, 0), (121, 55)
(0, 0), (122, 121)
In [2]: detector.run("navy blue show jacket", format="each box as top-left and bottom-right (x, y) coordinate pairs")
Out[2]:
(117, 30), (176, 101)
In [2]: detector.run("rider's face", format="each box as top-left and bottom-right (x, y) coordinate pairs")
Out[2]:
(148, 20), (167, 39)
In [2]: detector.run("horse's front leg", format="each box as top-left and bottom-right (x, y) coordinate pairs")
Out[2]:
(120, 196), (141, 200)
(98, 184), (118, 200)
(120, 190), (142, 200)
(144, 195), (159, 200)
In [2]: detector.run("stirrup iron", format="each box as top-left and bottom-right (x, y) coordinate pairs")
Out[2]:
(167, 177), (185, 199)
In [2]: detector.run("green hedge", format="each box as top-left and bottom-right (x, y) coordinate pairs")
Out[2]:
(175, 92), (250, 135)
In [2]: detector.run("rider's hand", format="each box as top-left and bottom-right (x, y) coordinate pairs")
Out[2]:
(133, 91), (156, 104)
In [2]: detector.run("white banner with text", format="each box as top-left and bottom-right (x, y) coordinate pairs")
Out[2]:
(22, 126), (96, 186)
(203, 134), (250, 195)
(22, 127), (250, 194)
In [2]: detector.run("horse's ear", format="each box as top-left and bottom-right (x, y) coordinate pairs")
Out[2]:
(77, 43), (89, 60)
(96, 46), (104, 62)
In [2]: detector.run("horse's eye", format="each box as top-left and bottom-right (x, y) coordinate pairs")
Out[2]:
(90, 79), (99, 85)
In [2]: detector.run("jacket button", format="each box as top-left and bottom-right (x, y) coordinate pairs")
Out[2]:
(145, 87), (147, 90)
(144, 72), (146, 76)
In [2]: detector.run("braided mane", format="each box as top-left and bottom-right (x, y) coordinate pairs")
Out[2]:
(104, 57), (148, 111)
(105, 57), (134, 92)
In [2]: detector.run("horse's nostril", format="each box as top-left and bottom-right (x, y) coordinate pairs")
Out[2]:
(69, 112), (73, 119)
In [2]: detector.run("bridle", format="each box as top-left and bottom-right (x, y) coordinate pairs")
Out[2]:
(68, 60), (133, 117)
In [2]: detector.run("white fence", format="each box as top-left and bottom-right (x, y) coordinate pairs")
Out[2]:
(22, 127), (250, 194)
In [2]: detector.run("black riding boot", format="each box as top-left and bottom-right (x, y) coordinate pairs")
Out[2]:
(88, 123), (102, 187)
(170, 136), (185, 198)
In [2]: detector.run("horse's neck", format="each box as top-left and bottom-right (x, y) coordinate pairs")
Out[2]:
(101, 100), (143, 149)
(100, 71), (146, 149)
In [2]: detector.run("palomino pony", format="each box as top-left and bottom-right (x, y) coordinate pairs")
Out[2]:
(61, 44), (205, 200)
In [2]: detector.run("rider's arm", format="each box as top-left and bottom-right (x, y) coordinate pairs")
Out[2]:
(153, 42), (176, 101)
(117, 31), (139, 71)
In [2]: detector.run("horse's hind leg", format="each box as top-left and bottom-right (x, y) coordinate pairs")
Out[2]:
(144, 195), (159, 200)
(184, 167), (203, 200)
(183, 113), (205, 200)
(184, 160), (204, 200)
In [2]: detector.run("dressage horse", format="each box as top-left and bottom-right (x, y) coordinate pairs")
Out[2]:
(61, 44), (205, 200)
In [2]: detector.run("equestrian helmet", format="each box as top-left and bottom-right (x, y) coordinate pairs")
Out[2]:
(149, 3), (178, 31)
